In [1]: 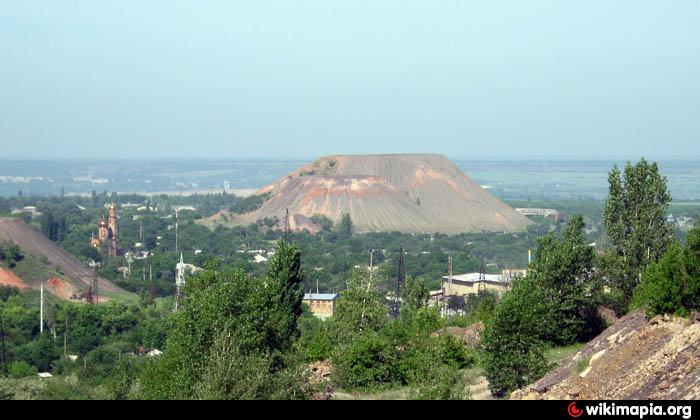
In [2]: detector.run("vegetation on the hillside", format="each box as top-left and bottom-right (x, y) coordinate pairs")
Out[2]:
(138, 240), (308, 400)
(632, 225), (700, 317)
(1, 190), (560, 298)
(0, 286), (171, 399)
(479, 158), (696, 396)
(0, 242), (23, 268)
(481, 216), (601, 395)
(228, 192), (271, 214)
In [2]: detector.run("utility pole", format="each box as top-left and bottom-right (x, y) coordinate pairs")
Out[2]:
(63, 308), (68, 357)
(448, 256), (453, 298)
(0, 310), (8, 377)
(368, 249), (374, 284)
(444, 256), (453, 317)
(395, 246), (405, 318)
(127, 253), (133, 277)
(40, 283), (44, 333)
(93, 263), (99, 305)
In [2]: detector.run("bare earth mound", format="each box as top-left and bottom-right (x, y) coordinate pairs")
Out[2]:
(0, 218), (127, 299)
(0, 267), (28, 289)
(210, 154), (532, 234)
(512, 311), (700, 400)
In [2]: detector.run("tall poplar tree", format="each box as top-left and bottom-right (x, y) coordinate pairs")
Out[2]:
(603, 158), (672, 309)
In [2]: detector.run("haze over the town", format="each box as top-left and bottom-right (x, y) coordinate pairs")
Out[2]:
(1, 0), (698, 160)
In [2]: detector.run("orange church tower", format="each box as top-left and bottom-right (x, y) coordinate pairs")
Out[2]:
(108, 204), (118, 240)
(98, 218), (108, 241)
(91, 204), (120, 256)
(107, 204), (119, 256)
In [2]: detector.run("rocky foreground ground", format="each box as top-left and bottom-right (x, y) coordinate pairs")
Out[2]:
(512, 310), (700, 400)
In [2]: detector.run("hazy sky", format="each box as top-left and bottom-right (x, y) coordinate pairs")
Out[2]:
(1, 1), (698, 160)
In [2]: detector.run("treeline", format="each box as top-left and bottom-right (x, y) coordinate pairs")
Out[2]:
(0, 288), (172, 399)
(480, 158), (700, 395)
(6, 188), (558, 299)
(137, 240), (480, 400)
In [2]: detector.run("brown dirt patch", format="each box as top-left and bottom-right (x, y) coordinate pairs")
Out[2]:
(47, 277), (75, 300)
(0, 267), (28, 289)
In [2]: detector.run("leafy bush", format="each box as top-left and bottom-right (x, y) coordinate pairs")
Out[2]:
(480, 275), (553, 396)
(139, 241), (307, 400)
(633, 227), (700, 316)
(8, 361), (37, 379)
(297, 314), (333, 362)
(408, 364), (469, 400)
(16, 334), (61, 372)
(229, 192), (271, 214)
(331, 332), (399, 391)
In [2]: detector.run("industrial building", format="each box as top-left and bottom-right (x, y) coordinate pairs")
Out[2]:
(441, 272), (512, 297)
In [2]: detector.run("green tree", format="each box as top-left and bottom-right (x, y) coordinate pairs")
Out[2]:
(632, 225), (700, 316)
(8, 361), (36, 379)
(603, 158), (672, 310)
(264, 239), (305, 352)
(401, 276), (430, 313)
(338, 213), (354, 237)
(17, 334), (61, 372)
(481, 276), (550, 396)
(330, 270), (388, 344)
(331, 331), (399, 390)
(3, 244), (21, 268)
(481, 216), (599, 395)
(140, 261), (308, 400)
(528, 215), (598, 344)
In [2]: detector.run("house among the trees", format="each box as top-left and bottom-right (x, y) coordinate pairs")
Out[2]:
(302, 293), (338, 320)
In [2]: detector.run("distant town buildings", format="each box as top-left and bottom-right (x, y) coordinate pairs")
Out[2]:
(0, 176), (45, 184)
(72, 176), (109, 184)
(303, 293), (338, 320)
(11, 206), (42, 217)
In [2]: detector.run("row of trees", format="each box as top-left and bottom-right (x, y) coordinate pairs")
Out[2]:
(137, 237), (482, 399)
(138, 240), (307, 399)
(0, 287), (172, 399)
(480, 158), (699, 396)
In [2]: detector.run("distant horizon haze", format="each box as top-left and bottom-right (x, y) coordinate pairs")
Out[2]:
(1, 1), (698, 160)
(1, 154), (699, 162)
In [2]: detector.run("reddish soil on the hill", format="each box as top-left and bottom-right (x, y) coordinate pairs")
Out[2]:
(208, 154), (532, 234)
(0, 218), (125, 298)
(0, 268), (28, 289)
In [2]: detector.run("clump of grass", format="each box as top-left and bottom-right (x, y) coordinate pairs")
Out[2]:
(574, 356), (590, 375)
